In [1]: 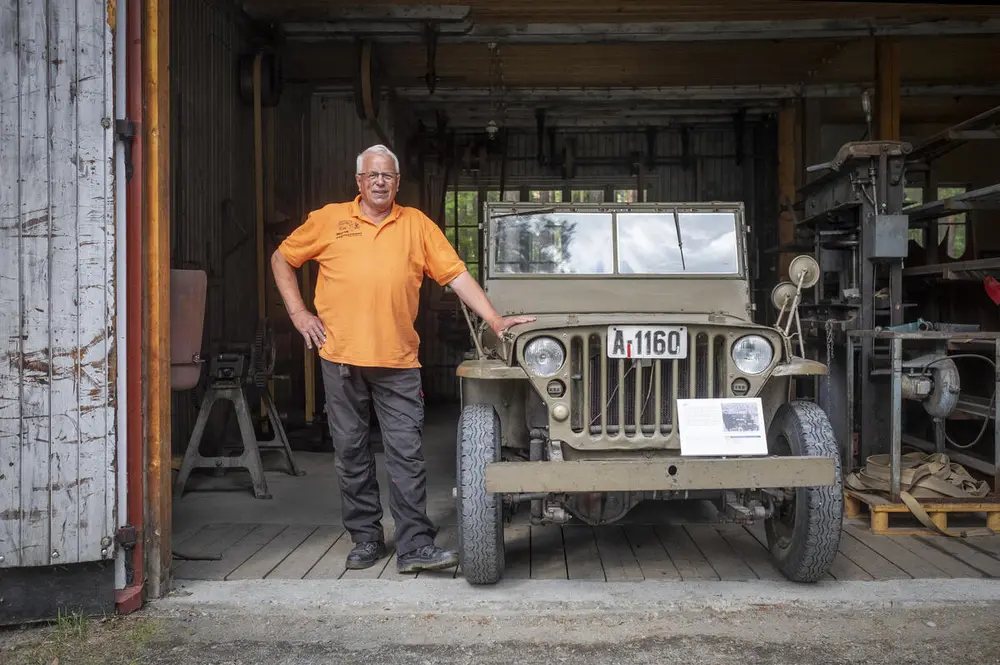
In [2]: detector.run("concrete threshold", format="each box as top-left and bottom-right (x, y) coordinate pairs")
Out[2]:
(156, 577), (1000, 616)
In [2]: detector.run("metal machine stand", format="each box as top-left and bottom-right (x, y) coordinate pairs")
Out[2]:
(795, 139), (911, 463)
(794, 104), (1000, 491)
(174, 325), (305, 500)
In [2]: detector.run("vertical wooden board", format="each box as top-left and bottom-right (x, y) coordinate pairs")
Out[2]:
(18, 0), (53, 569)
(0, 0), (24, 568)
(529, 524), (567, 579)
(887, 535), (985, 579)
(45, 0), (82, 565)
(844, 526), (948, 579)
(562, 525), (605, 580)
(267, 526), (342, 579)
(593, 526), (643, 581)
(716, 524), (784, 581)
(505, 524), (531, 579)
(74, 0), (116, 564)
(655, 524), (718, 580)
(837, 530), (910, 580)
(624, 526), (680, 581)
(685, 525), (756, 581)
(228, 525), (316, 580)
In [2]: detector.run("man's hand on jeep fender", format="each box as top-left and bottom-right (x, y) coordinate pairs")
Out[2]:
(291, 310), (327, 350)
(491, 315), (536, 337)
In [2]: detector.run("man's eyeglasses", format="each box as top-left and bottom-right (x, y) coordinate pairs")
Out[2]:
(359, 171), (398, 183)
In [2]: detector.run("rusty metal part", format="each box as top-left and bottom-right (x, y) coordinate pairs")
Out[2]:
(484, 457), (837, 493)
(169, 269), (208, 391)
(122, 0), (145, 607)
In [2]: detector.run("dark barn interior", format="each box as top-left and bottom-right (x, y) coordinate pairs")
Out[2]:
(163, 0), (1000, 584)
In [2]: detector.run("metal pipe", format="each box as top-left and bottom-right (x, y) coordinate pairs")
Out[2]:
(121, 0), (146, 610)
(846, 334), (855, 474)
(994, 338), (999, 492)
(890, 336), (902, 502)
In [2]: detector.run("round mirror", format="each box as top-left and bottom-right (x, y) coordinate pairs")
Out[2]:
(788, 255), (820, 289)
(771, 281), (798, 310)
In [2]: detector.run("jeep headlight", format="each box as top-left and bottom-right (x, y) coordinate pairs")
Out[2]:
(731, 335), (773, 375)
(523, 337), (565, 378)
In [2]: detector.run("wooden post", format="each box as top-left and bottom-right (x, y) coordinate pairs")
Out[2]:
(876, 38), (901, 141)
(778, 104), (799, 280)
(144, 0), (172, 599)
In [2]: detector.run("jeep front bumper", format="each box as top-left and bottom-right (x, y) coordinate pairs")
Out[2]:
(484, 457), (837, 493)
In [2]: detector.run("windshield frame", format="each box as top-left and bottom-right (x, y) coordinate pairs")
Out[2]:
(483, 201), (748, 280)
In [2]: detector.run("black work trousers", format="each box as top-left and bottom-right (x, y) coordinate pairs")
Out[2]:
(320, 359), (436, 555)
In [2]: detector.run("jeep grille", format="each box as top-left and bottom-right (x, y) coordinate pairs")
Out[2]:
(567, 329), (728, 438)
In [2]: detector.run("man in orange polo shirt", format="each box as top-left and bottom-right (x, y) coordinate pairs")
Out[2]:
(271, 144), (533, 574)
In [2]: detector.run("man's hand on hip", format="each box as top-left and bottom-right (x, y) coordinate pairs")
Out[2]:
(291, 310), (327, 350)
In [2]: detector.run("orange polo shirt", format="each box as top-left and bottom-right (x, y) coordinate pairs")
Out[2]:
(278, 196), (467, 368)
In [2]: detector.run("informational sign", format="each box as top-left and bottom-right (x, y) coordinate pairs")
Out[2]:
(677, 397), (769, 457)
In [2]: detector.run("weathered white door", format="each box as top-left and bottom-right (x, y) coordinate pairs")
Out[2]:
(0, 0), (118, 570)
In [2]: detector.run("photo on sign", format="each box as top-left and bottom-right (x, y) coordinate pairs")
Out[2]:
(676, 397), (769, 457)
(720, 401), (761, 433)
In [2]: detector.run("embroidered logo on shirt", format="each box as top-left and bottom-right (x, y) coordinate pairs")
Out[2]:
(336, 219), (362, 240)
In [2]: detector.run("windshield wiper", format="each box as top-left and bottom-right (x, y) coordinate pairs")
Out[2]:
(672, 212), (686, 270)
(490, 207), (558, 219)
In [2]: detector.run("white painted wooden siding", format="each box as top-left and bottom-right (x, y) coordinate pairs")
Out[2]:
(0, 0), (117, 568)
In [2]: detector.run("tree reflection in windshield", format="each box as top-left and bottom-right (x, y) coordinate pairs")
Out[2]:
(492, 213), (613, 274)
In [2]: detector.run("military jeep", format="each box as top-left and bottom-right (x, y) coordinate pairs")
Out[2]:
(454, 201), (843, 585)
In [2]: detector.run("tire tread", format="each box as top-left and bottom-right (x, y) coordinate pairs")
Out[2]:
(767, 400), (844, 583)
(457, 403), (504, 585)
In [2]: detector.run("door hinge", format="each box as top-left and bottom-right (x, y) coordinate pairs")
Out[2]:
(115, 119), (136, 182)
(116, 524), (138, 585)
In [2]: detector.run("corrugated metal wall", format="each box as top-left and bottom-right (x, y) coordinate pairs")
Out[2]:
(168, 0), (270, 450)
(0, 0), (117, 568)
(309, 93), (396, 208)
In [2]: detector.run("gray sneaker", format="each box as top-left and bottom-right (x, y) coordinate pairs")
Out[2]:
(346, 540), (386, 570)
(396, 545), (459, 574)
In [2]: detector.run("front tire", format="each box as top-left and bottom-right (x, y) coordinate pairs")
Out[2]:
(765, 400), (843, 582)
(456, 403), (505, 585)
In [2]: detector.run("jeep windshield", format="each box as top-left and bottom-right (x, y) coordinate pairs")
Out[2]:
(487, 206), (743, 277)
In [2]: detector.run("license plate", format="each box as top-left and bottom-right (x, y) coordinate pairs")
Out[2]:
(607, 325), (688, 359)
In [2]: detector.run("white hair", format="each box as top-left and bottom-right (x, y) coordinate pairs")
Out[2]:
(356, 144), (400, 173)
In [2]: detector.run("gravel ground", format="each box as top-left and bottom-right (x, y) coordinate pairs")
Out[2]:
(5, 579), (1000, 664)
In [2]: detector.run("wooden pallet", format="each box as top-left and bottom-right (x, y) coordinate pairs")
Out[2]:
(844, 489), (1000, 536)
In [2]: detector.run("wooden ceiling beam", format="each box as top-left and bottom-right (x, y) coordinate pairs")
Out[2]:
(281, 18), (1000, 44)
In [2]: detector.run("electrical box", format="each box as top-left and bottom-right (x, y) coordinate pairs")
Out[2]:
(871, 214), (909, 259)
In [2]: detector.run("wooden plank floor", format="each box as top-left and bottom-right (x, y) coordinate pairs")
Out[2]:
(170, 517), (1000, 582)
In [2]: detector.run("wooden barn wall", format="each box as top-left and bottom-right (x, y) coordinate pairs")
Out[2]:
(0, 0), (117, 569)
(169, 0), (304, 451)
(417, 121), (778, 402)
